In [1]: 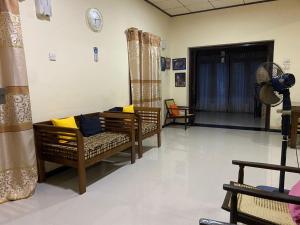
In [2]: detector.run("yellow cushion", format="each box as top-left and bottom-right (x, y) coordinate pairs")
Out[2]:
(51, 117), (78, 142)
(123, 105), (134, 113)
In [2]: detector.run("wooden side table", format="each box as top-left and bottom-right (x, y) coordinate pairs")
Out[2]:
(290, 102), (300, 149)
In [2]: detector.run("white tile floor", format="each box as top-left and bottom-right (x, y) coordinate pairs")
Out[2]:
(0, 127), (299, 225)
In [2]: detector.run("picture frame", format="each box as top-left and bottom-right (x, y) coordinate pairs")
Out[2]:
(161, 57), (166, 71)
(175, 73), (186, 87)
(172, 58), (186, 70)
(165, 58), (171, 70)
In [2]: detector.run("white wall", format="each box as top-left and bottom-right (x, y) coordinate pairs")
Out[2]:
(168, 0), (300, 128)
(20, 0), (300, 129)
(19, 0), (171, 123)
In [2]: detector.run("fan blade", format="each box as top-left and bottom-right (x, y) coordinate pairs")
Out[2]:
(256, 66), (271, 84)
(271, 63), (284, 78)
(259, 84), (281, 105)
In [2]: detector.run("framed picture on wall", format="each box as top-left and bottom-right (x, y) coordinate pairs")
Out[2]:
(172, 58), (186, 70)
(175, 73), (186, 87)
(165, 58), (171, 70)
(161, 57), (166, 71)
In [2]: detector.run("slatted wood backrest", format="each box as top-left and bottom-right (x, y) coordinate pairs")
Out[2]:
(165, 99), (175, 115)
(134, 107), (160, 125)
(99, 112), (135, 136)
(33, 121), (80, 161)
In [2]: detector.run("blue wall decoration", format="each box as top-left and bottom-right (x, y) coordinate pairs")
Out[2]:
(172, 58), (186, 70)
(175, 73), (186, 87)
(161, 57), (166, 71)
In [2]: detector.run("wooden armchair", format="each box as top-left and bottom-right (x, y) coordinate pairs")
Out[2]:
(134, 107), (161, 157)
(105, 107), (161, 158)
(164, 99), (195, 130)
(222, 160), (300, 225)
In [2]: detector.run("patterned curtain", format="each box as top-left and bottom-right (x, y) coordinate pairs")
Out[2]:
(0, 0), (37, 204)
(126, 27), (161, 107)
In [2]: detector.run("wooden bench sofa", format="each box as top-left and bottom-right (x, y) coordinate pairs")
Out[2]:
(33, 112), (136, 194)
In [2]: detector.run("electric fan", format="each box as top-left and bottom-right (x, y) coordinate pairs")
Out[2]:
(256, 62), (296, 192)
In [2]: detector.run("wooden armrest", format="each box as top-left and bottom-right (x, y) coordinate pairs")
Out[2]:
(101, 112), (135, 119)
(223, 183), (300, 205)
(134, 106), (161, 113)
(177, 106), (190, 109)
(232, 160), (300, 174)
(33, 123), (81, 134)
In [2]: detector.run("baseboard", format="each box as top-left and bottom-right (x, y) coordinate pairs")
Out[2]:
(163, 122), (192, 128)
(269, 129), (281, 133)
(193, 123), (268, 131)
(163, 122), (275, 132)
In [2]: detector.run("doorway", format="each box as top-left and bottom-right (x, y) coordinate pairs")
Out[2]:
(189, 41), (274, 130)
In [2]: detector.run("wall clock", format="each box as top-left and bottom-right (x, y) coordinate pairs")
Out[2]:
(86, 8), (103, 32)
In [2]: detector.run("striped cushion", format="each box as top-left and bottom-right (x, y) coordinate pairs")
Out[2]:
(84, 132), (130, 159)
(142, 122), (157, 135)
(44, 132), (130, 160)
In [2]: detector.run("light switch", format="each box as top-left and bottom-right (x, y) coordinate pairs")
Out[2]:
(0, 88), (6, 105)
(93, 47), (99, 62)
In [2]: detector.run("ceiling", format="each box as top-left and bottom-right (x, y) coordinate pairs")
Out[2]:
(145, 0), (276, 17)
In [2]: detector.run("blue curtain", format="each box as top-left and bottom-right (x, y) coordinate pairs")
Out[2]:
(195, 49), (266, 114)
(228, 59), (263, 113)
(196, 60), (228, 112)
(197, 63), (210, 111)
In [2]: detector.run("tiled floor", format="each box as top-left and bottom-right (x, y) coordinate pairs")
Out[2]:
(0, 127), (299, 225)
(195, 112), (265, 128)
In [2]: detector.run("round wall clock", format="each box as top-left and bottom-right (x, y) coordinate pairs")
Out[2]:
(86, 8), (103, 32)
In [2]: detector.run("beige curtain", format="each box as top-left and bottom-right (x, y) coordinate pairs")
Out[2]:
(126, 27), (161, 107)
(0, 0), (37, 204)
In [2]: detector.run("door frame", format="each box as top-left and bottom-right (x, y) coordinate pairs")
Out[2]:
(188, 40), (274, 131)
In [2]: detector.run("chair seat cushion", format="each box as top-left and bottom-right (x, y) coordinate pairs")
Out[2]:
(224, 183), (295, 225)
(142, 122), (157, 135)
(44, 132), (130, 161)
(84, 132), (130, 159)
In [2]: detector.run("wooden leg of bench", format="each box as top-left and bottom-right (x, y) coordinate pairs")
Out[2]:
(157, 131), (161, 148)
(78, 164), (86, 194)
(37, 158), (46, 183)
(131, 145), (136, 164)
(138, 137), (143, 159)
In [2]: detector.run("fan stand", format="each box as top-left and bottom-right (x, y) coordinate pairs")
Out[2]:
(279, 89), (291, 193)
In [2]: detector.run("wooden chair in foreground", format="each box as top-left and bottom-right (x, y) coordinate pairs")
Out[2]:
(222, 160), (300, 225)
(164, 99), (195, 130)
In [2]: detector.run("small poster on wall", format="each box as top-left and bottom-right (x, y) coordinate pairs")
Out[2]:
(172, 58), (186, 70)
(165, 58), (171, 70)
(161, 57), (166, 71)
(175, 73), (186, 87)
